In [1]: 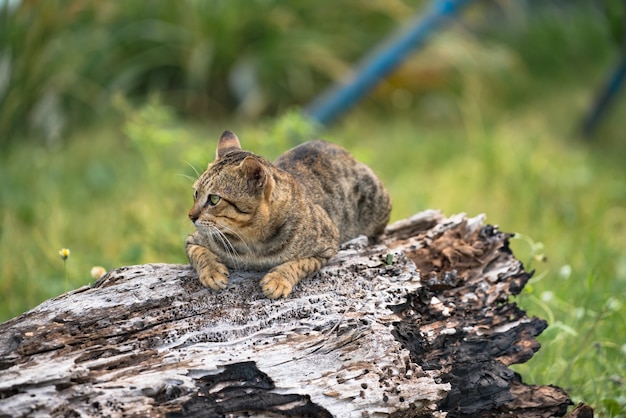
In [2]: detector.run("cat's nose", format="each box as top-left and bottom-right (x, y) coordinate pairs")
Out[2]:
(189, 211), (199, 223)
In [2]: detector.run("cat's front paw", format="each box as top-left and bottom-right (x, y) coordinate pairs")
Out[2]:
(260, 272), (293, 299)
(197, 263), (230, 291)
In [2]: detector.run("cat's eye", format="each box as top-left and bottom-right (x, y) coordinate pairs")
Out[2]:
(193, 190), (198, 200)
(208, 194), (221, 206)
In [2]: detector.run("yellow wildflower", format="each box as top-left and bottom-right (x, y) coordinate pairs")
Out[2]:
(59, 248), (71, 291)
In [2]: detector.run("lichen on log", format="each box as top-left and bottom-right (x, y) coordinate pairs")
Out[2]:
(0, 210), (587, 417)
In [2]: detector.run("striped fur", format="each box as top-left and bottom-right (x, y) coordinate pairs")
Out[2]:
(186, 131), (391, 298)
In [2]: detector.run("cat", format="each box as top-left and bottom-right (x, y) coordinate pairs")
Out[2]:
(186, 130), (391, 299)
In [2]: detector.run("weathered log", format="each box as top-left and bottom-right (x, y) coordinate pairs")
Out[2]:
(0, 210), (588, 417)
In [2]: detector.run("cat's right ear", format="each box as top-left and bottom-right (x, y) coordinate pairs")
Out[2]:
(215, 130), (241, 159)
(240, 156), (266, 189)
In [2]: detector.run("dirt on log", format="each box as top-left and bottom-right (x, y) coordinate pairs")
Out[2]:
(0, 210), (589, 417)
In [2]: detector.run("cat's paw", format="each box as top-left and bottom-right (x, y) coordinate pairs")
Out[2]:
(197, 263), (230, 291)
(260, 272), (293, 299)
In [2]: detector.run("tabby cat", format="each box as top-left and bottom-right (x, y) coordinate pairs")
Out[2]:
(186, 130), (391, 299)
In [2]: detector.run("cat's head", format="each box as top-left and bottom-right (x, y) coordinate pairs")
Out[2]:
(188, 131), (274, 240)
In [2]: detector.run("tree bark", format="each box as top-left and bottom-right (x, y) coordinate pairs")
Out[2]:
(0, 210), (589, 417)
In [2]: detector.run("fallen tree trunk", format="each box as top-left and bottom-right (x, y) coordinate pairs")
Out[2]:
(0, 210), (589, 417)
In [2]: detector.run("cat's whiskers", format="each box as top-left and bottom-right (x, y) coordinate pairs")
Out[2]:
(209, 226), (241, 269)
(219, 224), (252, 255)
(184, 161), (201, 179)
(177, 172), (197, 182)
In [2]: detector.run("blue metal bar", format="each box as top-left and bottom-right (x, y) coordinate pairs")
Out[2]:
(581, 52), (626, 138)
(305, 0), (474, 126)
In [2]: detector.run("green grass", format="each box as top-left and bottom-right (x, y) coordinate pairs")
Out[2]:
(1, 76), (625, 414)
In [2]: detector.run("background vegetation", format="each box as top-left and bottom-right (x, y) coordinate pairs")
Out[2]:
(1, 0), (625, 415)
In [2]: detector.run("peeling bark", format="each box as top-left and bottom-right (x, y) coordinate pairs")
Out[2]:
(0, 210), (590, 417)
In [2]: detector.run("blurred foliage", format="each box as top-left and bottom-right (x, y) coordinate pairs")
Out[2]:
(2, 0), (619, 149)
(475, 1), (616, 105)
(0, 0), (428, 148)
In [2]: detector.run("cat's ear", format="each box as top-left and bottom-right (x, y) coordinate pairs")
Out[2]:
(215, 130), (241, 159)
(239, 156), (266, 189)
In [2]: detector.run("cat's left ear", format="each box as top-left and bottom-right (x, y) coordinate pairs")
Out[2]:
(239, 156), (266, 189)
(215, 130), (241, 159)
